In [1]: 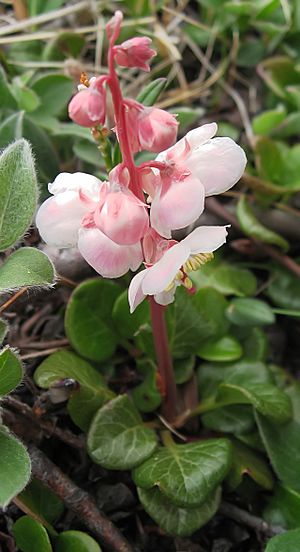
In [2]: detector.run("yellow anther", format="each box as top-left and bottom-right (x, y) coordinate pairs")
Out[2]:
(184, 252), (214, 273)
(182, 276), (193, 290)
(80, 72), (90, 87)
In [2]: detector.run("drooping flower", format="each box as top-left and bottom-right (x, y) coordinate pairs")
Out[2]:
(35, 172), (143, 278)
(146, 122), (246, 238)
(68, 76), (107, 128)
(114, 37), (156, 71)
(125, 100), (178, 153)
(128, 225), (229, 312)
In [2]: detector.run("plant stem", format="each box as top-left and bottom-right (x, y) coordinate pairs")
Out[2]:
(149, 297), (178, 423)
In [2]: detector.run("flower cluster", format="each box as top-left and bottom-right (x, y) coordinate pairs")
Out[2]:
(36, 11), (246, 312)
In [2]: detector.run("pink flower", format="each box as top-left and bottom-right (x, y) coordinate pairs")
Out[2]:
(106, 10), (123, 42)
(93, 165), (149, 245)
(114, 37), (156, 71)
(147, 122), (247, 238)
(68, 76), (106, 128)
(125, 100), (178, 153)
(35, 172), (143, 278)
(128, 226), (229, 312)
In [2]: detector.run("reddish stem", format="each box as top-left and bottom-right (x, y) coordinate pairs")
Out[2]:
(149, 297), (178, 422)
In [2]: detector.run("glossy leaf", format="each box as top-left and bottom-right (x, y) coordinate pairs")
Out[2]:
(174, 356), (195, 384)
(218, 383), (292, 423)
(138, 486), (221, 537)
(31, 74), (73, 117)
(0, 347), (23, 397)
(264, 485), (300, 530)
(132, 358), (162, 413)
(197, 335), (243, 362)
(226, 440), (274, 491)
(0, 139), (37, 251)
(18, 479), (63, 527)
(266, 263), (300, 309)
(0, 248), (55, 292)
(12, 516), (52, 552)
(226, 298), (275, 326)
(236, 196), (289, 251)
(56, 530), (101, 552)
(202, 405), (255, 435)
(191, 261), (257, 296)
(265, 529), (300, 552)
(34, 350), (114, 431)
(112, 289), (150, 339)
(252, 105), (286, 135)
(87, 395), (157, 470)
(133, 438), (231, 507)
(256, 414), (300, 492)
(65, 279), (121, 362)
(0, 428), (31, 507)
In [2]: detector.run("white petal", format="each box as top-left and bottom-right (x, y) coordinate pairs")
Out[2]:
(49, 172), (102, 200)
(128, 270), (147, 312)
(142, 242), (189, 295)
(186, 137), (247, 196)
(157, 123), (218, 163)
(36, 191), (86, 248)
(184, 225), (229, 254)
(154, 287), (177, 306)
(78, 228), (143, 278)
(150, 176), (205, 238)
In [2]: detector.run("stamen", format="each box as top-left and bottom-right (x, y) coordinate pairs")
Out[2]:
(80, 72), (90, 87)
(183, 252), (214, 273)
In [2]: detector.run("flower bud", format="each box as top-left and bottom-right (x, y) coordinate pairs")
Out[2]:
(68, 76), (106, 128)
(114, 37), (156, 71)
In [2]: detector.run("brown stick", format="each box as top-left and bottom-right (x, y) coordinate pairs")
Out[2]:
(0, 288), (28, 313)
(206, 197), (300, 279)
(219, 502), (284, 537)
(28, 444), (134, 552)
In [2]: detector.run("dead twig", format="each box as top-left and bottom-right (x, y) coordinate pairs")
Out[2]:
(28, 444), (134, 552)
(0, 287), (28, 313)
(219, 502), (284, 538)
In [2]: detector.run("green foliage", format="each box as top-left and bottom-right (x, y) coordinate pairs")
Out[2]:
(265, 529), (300, 552)
(0, 139), (37, 251)
(0, 319), (8, 344)
(13, 516), (52, 552)
(19, 479), (64, 525)
(197, 335), (243, 362)
(55, 531), (102, 552)
(0, 347), (23, 397)
(226, 440), (274, 491)
(0, 428), (31, 507)
(226, 298), (275, 326)
(264, 485), (300, 530)
(65, 279), (121, 362)
(191, 260), (257, 296)
(87, 395), (157, 470)
(0, 248), (55, 292)
(34, 350), (114, 430)
(136, 78), (167, 105)
(112, 289), (150, 339)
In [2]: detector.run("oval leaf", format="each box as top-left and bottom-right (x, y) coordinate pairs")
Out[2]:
(265, 529), (300, 552)
(87, 395), (157, 470)
(56, 530), (102, 552)
(0, 428), (31, 507)
(0, 139), (37, 251)
(133, 438), (231, 508)
(65, 279), (121, 362)
(226, 298), (275, 326)
(0, 248), (54, 292)
(136, 78), (167, 106)
(0, 346), (23, 397)
(138, 486), (221, 537)
(197, 335), (243, 362)
(12, 516), (52, 552)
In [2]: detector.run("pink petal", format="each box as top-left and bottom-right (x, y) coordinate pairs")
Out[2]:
(184, 225), (229, 253)
(36, 191), (86, 248)
(150, 176), (205, 238)
(186, 137), (247, 196)
(157, 122), (217, 162)
(128, 269), (148, 312)
(142, 242), (189, 295)
(49, 172), (101, 199)
(77, 228), (143, 278)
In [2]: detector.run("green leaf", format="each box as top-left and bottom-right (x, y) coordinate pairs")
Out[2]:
(0, 319), (8, 344)
(170, 106), (205, 132)
(0, 112), (60, 182)
(138, 486), (221, 537)
(252, 105), (286, 135)
(226, 298), (275, 326)
(242, 327), (269, 362)
(265, 529), (300, 552)
(264, 485), (300, 530)
(73, 140), (103, 167)
(34, 350), (114, 431)
(256, 413), (300, 492)
(202, 406), (255, 435)
(191, 261), (257, 297)
(272, 112), (300, 138)
(11, 78), (41, 113)
(0, 248), (55, 292)
(31, 74), (73, 117)
(0, 65), (17, 109)
(136, 78), (167, 106)
(0, 139), (37, 251)
(132, 358), (162, 413)
(112, 289), (150, 339)
(197, 335), (243, 362)
(266, 263), (300, 309)
(174, 356), (195, 384)
(65, 279), (121, 362)
(133, 438), (231, 508)
(0, 347), (23, 397)
(87, 395), (157, 470)
(42, 32), (85, 61)
(226, 440), (274, 491)
(19, 479), (64, 525)
(12, 516), (52, 552)
(217, 383), (292, 423)
(55, 530), (102, 552)
(236, 196), (289, 251)
(0, 427), (31, 507)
